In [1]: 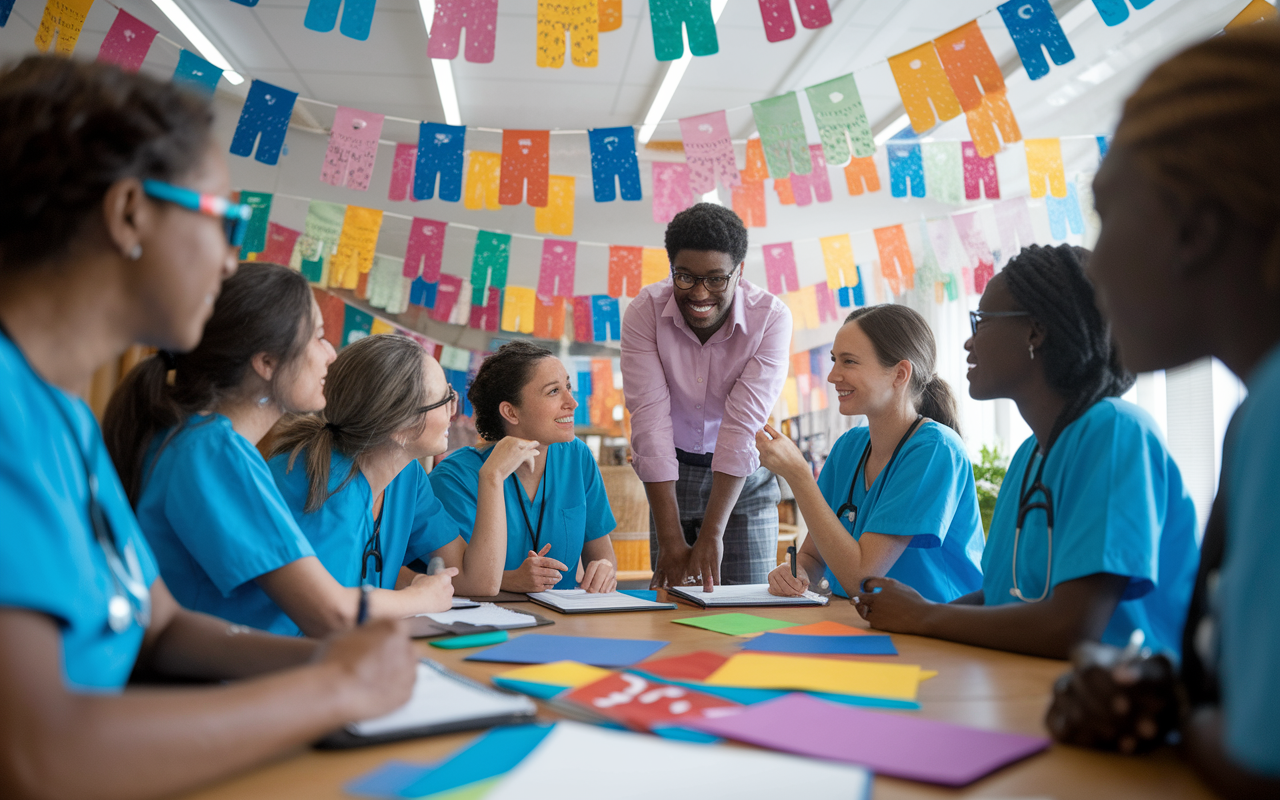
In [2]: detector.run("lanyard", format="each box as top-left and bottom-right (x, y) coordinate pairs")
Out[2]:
(511, 471), (548, 553)
(835, 415), (924, 527)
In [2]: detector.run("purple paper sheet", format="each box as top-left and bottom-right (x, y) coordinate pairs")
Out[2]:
(685, 693), (1049, 787)
(743, 632), (897, 656)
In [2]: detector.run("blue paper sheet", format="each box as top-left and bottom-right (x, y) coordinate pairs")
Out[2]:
(397, 725), (554, 798)
(620, 590), (658, 601)
(466, 634), (668, 667)
(346, 760), (437, 798)
(743, 632), (898, 656)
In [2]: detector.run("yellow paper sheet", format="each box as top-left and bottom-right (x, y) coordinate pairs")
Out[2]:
(819, 234), (857, 289)
(34, 0), (94, 55)
(330, 205), (383, 288)
(495, 660), (612, 688)
(887, 41), (962, 134)
(534, 175), (575, 235)
(1024, 137), (1067, 199)
(641, 247), (668, 286)
(501, 286), (536, 334)
(536, 0), (599, 68)
(369, 318), (395, 336)
(464, 152), (502, 211)
(705, 653), (923, 701)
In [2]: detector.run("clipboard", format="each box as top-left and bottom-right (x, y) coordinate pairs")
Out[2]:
(666, 584), (829, 608)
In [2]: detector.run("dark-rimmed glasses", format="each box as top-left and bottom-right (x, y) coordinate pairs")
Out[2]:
(672, 271), (733, 293)
(969, 310), (1031, 336)
(419, 386), (458, 415)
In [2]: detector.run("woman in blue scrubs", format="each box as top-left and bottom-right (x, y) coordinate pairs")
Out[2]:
(0, 56), (416, 798)
(106, 264), (457, 636)
(430, 341), (619, 592)
(268, 334), (537, 598)
(756, 304), (984, 603)
(1047, 26), (1280, 794)
(854, 244), (1199, 661)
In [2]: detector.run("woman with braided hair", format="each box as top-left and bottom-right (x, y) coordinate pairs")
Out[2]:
(852, 244), (1199, 662)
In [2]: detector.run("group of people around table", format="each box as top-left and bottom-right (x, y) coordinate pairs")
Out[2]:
(1, 21), (1279, 800)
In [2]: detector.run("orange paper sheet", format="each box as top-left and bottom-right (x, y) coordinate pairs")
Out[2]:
(887, 41), (963, 134)
(933, 20), (1004, 112)
(843, 156), (881, 195)
(641, 247), (668, 286)
(966, 89), (1021, 158)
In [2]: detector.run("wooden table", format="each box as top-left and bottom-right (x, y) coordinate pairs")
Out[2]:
(180, 596), (1214, 800)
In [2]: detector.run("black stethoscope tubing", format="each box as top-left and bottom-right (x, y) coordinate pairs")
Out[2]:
(835, 415), (925, 528)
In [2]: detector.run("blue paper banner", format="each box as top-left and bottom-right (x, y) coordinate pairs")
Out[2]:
(997, 0), (1075, 80)
(410, 277), (438, 308)
(588, 127), (643, 202)
(591, 295), (621, 342)
(886, 131), (925, 199)
(229, 80), (298, 165)
(172, 49), (222, 96)
(304, 0), (376, 40)
(1046, 183), (1085, 239)
(414, 122), (466, 202)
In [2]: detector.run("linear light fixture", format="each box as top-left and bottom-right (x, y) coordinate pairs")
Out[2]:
(150, 0), (243, 85)
(417, 0), (463, 125)
(638, 0), (730, 144)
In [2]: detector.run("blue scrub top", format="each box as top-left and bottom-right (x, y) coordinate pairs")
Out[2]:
(428, 438), (616, 589)
(1219, 341), (1280, 775)
(815, 421), (985, 603)
(135, 414), (315, 636)
(0, 333), (160, 691)
(268, 449), (459, 589)
(981, 398), (1199, 657)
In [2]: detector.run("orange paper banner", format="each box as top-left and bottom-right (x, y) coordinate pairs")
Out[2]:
(533, 295), (567, 339)
(641, 247), (668, 286)
(887, 41), (963, 134)
(743, 138), (770, 182)
(966, 89), (1021, 158)
(774, 177), (795, 205)
(933, 21), (1004, 112)
(608, 245), (643, 298)
(731, 173), (767, 228)
(873, 224), (916, 296)
(843, 156), (880, 195)
(599, 0), (622, 31)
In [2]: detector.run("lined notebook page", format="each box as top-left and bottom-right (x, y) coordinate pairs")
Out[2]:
(529, 589), (673, 612)
(671, 585), (829, 606)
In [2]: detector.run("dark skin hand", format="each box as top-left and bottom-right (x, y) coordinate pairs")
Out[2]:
(851, 573), (1129, 660)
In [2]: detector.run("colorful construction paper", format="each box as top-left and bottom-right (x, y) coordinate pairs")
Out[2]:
(687, 694), (1050, 787)
(330, 205), (383, 288)
(470, 230), (510, 304)
(887, 132), (925, 199)
(1046, 182), (1085, 239)
(572, 296), (594, 342)
(533, 295), (567, 340)
(751, 92), (811, 178)
(500, 130), (550, 207)
(229, 80), (298, 166)
(564, 672), (740, 733)
(672, 613), (799, 636)
(994, 197), (1036, 264)
(97, 9), (157, 72)
(257, 223), (301, 266)
(789, 145), (832, 206)
(428, 0), (499, 62)
(804, 72), (873, 165)
(237, 191), (272, 254)
(537, 239), (576, 301)
(320, 106), (384, 191)
(171, 50), (222, 96)
(463, 151), (502, 210)
(651, 162), (694, 224)
(607, 245), (643, 298)
(997, 0), (1074, 80)
(933, 20), (1003, 113)
(304, 0), (375, 39)
(679, 110), (740, 193)
(641, 247), (669, 286)
(537, 0), (598, 67)
(743, 138), (770, 181)
(874, 224), (916, 296)
(731, 174), (766, 228)
(34, 0), (94, 55)
(763, 242), (800, 295)
(415, 122), (466, 202)
(820, 234), (856, 289)
(430, 274), (463, 322)
(591, 295), (620, 342)
(962, 141), (999, 200)
(1228, 0), (1277, 28)
(843, 156), (880, 195)
(345, 759), (440, 798)
(342, 304), (373, 347)
(398, 725), (555, 798)
(388, 143), (417, 202)
(493, 661), (613, 694)
(744, 632), (897, 655)
(469, 286), (501, 332)
(599, 0), (622, 30)
(409, 278), (437, 308)
(588, 126), (643, 202)
(500, 286), (536, 334)
(966, 88), (1021, 158)
(757, 0), (831, 42)
(468, 635), (667, 667)
(706, 653), (924, 700)
(1024, 137), (1066, 198)
(776, 621), (871, 637)
(649, 0), (718, 60)
(922, 141), (962, 204)
(888, 41), (963, 134)
(634, 651), (729, 682)
(402, 217), (447, 280)
(535, 175), (575, 235)
(774, 177), (795, 205)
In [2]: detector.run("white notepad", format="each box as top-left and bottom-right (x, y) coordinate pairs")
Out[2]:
(527, 589), (677, 614)
(348, 660), (536, 738)
(667, 584), (829, 607)
(422, 603), (539, 629)
(451, 597), (480, 609)
(483, 721), (871, 800)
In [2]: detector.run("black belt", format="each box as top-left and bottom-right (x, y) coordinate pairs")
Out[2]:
(675, 448), (715, 468)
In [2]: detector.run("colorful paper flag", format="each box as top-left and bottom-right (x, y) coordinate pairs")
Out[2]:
(331, 205), (383, 288)
(592, 295), (621, 341)
(997, 0), (1074, 80)
(430, 274), (463, 322)
(600, 0), (622, 30)
(572, 295), (594, 342)
(589, 127), (643, 202)
(993, 197), (1035, 266)
(820, 234), (856, 289)
(1096, 134), (1111, 160)
(933, 20), (1004, 112)
(463, 151), (502, 210)
(500, 130), (550, 207)
(97, 9), (158, 72)
(238, 191), (272, 254)
(342, 304), (374, 347)
(680, 110), (740, 193)
(428, 0), (499, 62)
(297, 200), (346, 283)
(403, 218), (447, 280)
(789, 145), (832, 206)
(538, 239), (577, 301)
(927, 217), (962, 297)
(368, 254), (411, 314)
(1227, 0), (1277, 28)
(650, 0), (718, 60)
(914, 219), (944, 304)
(258, 222), (301, 266)
(805, 72), (874, 164)
(172, 50), (222, 96)
(731, 174), (767, 228)
(470, 231), (511, 305)
(409, 277), (437, 308)
(469, 286), (501, 332)
(537, 0), (599, 67)
(774, 177), (795, 205)
(873, 225), (916, 296)
(763, 242), (800, 295)
(607, 246), (643, 298)
(415, 122), (466, 202)
(314, 290), (344, 349)
(320, 106), (385, 191)
(34, 0), (94, 55)
(534, 295), (567, 339)
(751, 92), (811, 178)
(784, 286), (821, 330)
(535, 176), (575, 235)
(641, 248), (669, 286)
(965, 88), (1021, 158)
(501, 286), (537, 333)
(951, 210), (994, 294)
(843, 156), (880, 195)
(1024, 138), (1066, 198)
(652, 162), (694, 224)
(922, 142), (962, 204)
(743, 138), (770, 182)
(1, 0), (14, 26)
(574, 368), (593, 423)
(814, 281), (838, 323)
(962, 141), (999, 200)
(1092, 0), (1156, 27)
(887, 41), (963, 134)
(229, 80), (298, 166)
(389, 143), (417, 202)
(304, 0), (376, 39)
(1046, 183), (1085, 239)
(838, 269), (865, 307)
(887, 132), (925, 199)
(758, 0), (832, 42)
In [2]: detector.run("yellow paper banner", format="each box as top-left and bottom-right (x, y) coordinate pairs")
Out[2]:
(464, 151), (502, 210)
(820, 234), (857, 289)
(1025, 138), (1067, 198)
(331, 206), (383, 288)
(501, 286), (537, 334)
(34, 0), (95, 55)
(641, 247), (668, 286)
(534, 175), (575, 236)
(783, 287), (820, 330)
(887, 41), (963, 134)
(369, 318), (395, 335)
(537, 0), (599, 68)
(1227, 0), (1277, 28)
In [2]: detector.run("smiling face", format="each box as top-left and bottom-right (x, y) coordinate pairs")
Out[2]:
(671, 249), (741, 334)
(403, 356), (453, 459)
(827, 320), (906, 418)
(502, 357), (578, 445)
(964, 274), (1038, 401)
(274, 297), (337, 413)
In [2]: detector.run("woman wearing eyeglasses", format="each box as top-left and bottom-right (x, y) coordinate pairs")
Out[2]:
(0, 56), (415, 799)
(430, 341), (619, 593)
(852, 244), (1199, 660)
(267, 334), (534, 601)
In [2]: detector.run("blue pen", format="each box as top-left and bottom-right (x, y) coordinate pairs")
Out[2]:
(357, 584), (372, 626)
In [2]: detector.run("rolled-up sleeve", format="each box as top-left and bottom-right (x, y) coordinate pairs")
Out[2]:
(621, 292), (679, 483)
(711, 299), (792, 478)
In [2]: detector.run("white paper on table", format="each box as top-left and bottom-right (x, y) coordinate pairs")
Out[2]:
(672, 584), (829, 606)
(349, 661), (535, 737)
(483, 721), (870, 800)
(421, 603), (538, 628)
(528, 589), (673, 612)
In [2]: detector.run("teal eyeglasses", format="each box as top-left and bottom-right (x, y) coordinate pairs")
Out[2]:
(141, 179), (253, 248)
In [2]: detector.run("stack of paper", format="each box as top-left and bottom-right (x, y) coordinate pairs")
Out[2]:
(422, 603), (538, 629)
(528, 589), (675, 614)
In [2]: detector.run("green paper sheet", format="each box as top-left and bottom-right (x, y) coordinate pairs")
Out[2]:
(672, 613), (800, 636)
(750, 93), (811, 179)
(923, 142), (963, 205)
(805, 74), (874, 164)
(238, 191), (272, 254)
(430, 630), (509, 649)
(298, 200), (345, 262)
(470, 230), (511, 306)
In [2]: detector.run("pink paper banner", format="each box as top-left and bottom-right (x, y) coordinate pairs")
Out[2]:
(679, 110), (740, 193)
(257, 223), (301, 265)
(429, 274), (463, 322)
(758, 0), (833, 42)
(814, 281), (838, 323)
(427, 0), (498, 63)
(403, 217), (447, 279)
(573, 295), (594, 342)
(790, 144), (832, 206)
(951, 210), (996, 294)
(961, 141), (999, 200)
(389, 142), (417, 202)
(763, 242), (800, 295)
(993, 197), (1035, 265)
(468, 286), (501, 332)
(320, 106), (385, 191)
(652, 162), (694, 224)
(537, 239), (577, 301)
(927, 218), (959, 274)
(97, 9), (158, 72)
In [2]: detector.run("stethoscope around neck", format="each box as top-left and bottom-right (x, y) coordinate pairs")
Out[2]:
(835, 415), (924, 528)
(1009, 444), (1055, 603)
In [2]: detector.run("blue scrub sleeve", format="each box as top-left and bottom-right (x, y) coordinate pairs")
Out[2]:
(858, 429), (968, 548)
(162, 431), (315, 597)
(578, 441), (617, 541)
(1045, 405), (1162, 600)
(404, 461), (464, 564)
(427, 454), (481, 543)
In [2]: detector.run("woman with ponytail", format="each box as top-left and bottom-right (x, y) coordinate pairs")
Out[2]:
(854, 245), (1198, 661)
(756, 304), (985, 604)
(267, 334), (535, 599)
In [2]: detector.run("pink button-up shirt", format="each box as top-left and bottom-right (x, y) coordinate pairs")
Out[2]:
(621, 277), (792, 483)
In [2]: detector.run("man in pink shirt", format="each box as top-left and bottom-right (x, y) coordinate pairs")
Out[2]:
(621, 204), (792, 589)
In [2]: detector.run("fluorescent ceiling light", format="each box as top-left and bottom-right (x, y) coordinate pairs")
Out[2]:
(873, 113), (910, 146)
(417, 0), (462, 125)
(150, 0), (243, 85)
(638, 0), (729, 144)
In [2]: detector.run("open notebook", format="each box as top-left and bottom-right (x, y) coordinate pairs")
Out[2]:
(528, 589), (676, 614)
(318, 660), (537, 749)
(667, 584), (829, 608)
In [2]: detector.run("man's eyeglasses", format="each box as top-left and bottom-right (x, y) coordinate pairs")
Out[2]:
(142, 179), (253, 248)
(672, 271), (733, 293)
(969, 310), (1032, 336)
(419, 386), (458, 415)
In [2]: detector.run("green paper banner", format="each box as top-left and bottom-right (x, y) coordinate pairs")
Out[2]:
(342, 304), (373, 347)
(751, 92), (811, 178)
(470, 230), (511, 305)
(238, 191), (273, 254)
(923, 142), (963, 205)
(804, 74), (874, 164)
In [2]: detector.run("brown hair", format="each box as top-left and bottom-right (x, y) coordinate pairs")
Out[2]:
(467, 340), (555, 442)
(843, 304), (961, 436)
(104, 262), (314, 504)
(270, 334), (434, 513)
(1112, 21), (1280, 288)
(0, 55), (212, 273)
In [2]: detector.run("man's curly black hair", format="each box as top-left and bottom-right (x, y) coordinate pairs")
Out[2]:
(664, 202), (749, 266)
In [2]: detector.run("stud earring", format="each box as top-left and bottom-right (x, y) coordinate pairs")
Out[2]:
(1028, 343), (1036, 360)
(258, 396), (270, 406)
(128, 244), (143, 260)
